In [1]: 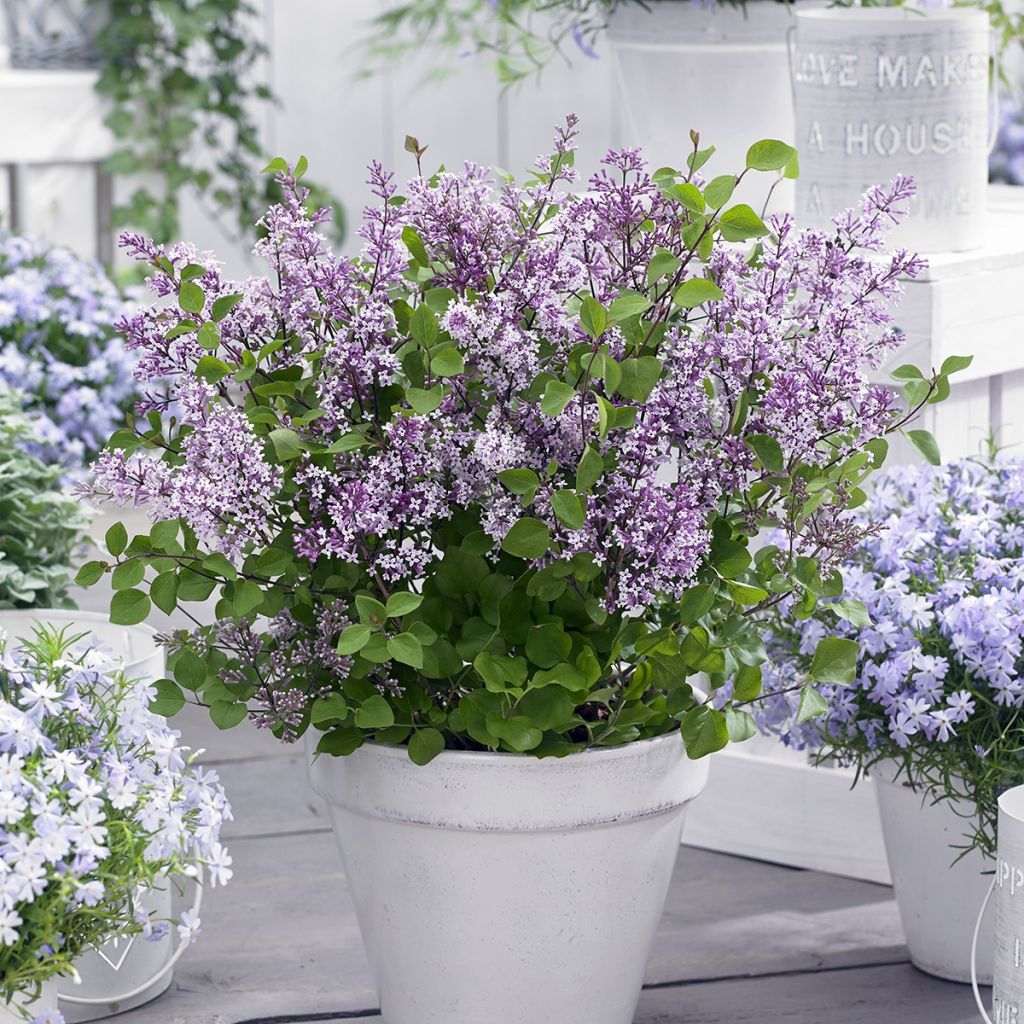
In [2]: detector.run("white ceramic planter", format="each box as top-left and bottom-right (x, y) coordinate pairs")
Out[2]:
(308, 733), (710, 1024)
(0, 981), (61, 1023)
(792, 7), (991, 253)
(608, 0), (808, 194)
(873, 761), (994, 983)
(0, 609), (173, 1021)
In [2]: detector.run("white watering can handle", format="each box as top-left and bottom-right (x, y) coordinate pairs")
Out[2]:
(972, 876), (996, 1024)
(60, 879), (203, 1007)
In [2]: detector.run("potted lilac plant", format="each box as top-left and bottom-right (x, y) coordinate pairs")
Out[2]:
(79, 119), (958, 1023)
(0, 626), (231, 1022)
(756, 454), (1024, 985)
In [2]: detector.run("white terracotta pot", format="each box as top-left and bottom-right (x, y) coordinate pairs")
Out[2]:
(873, 760), (994, 983)
(792, 7), (992, 253)
(608, 0), (809, 197)
(308, 733), (710, 1024)
(0, 981), (61, 1023)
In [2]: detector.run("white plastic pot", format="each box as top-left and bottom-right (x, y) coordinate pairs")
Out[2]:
(792, 7), (992, 253)
(873, 760), (994, 983)
(308, 733), (710, 1024)
(0, 981), (61, 1023)
(607, 1), (806, 187)
(0, 609), (173, 1021)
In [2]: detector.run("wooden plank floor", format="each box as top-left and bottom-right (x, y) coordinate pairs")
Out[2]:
(68, 583), (984, 1022)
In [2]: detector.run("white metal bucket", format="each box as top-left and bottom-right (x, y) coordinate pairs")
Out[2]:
(974, 785), (1024, 1023)
(0, 609), (176, 1022)
(308, 734), (710, 1024)
(873, 761), (994, 983)
(608, 1), (807, 187)
(792, 7), (992, 253)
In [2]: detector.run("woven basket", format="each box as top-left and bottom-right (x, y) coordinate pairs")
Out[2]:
(3, 0), (103, 70)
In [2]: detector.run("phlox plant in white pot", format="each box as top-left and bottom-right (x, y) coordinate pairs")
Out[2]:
(0, 627), (231, 1023)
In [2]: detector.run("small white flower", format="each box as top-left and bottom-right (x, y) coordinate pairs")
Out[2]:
(206, 843), (233, 888)
(0, 791), (27, 825)
(0, 906), (22, 945)
(177, 908), (201, 946)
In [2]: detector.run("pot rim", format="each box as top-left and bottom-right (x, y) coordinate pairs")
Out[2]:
(346, 727), (685, 768)
(795, 6), (989, 22)
(0, 608), (158, 641)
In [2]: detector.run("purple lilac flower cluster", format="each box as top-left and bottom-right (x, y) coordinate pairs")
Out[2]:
(0, 235), (135, 473)
(79, 119), (945, 762)
(0, 628), (231, 1007)
(92, 124), (919, 609)
(756, 458), (1024, 855)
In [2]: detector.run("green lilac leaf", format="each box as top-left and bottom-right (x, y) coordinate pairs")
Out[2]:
(268, 427), (304, 461)
(550, 489), (585, 530)
(354, 695), (395, 729)
(940, 354), (973, 375)
(681, 705), (730, 759)
(179, 281), (205, 314)
(745, 139), (798, 172)
(745, 433), (785, 473)
(337, 623), (372, 655)
(210, 700), (248, 730)
(501, 518), (551, 559)
(719, 204), (769, 242)
(703, 174), (736, 208)
(608, 290), (652, 321)
(110, 588), (151, 626)
(409, 727), (446, 765)
(808, 636), (859, 685)
(211, 293), (243, 322)
(540, 380), (576, 417)
(673, 278), (724, 309)
(75, 561), (106, 587)
(580, 296), (607, 339)
(150, 678), (185, 717)
(385, 592), (424, 618)
(387, 632), (424, 669)
(907, 429), (941, 466)
(796, 686), (830, 723)
(105, 522), (128, 557)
